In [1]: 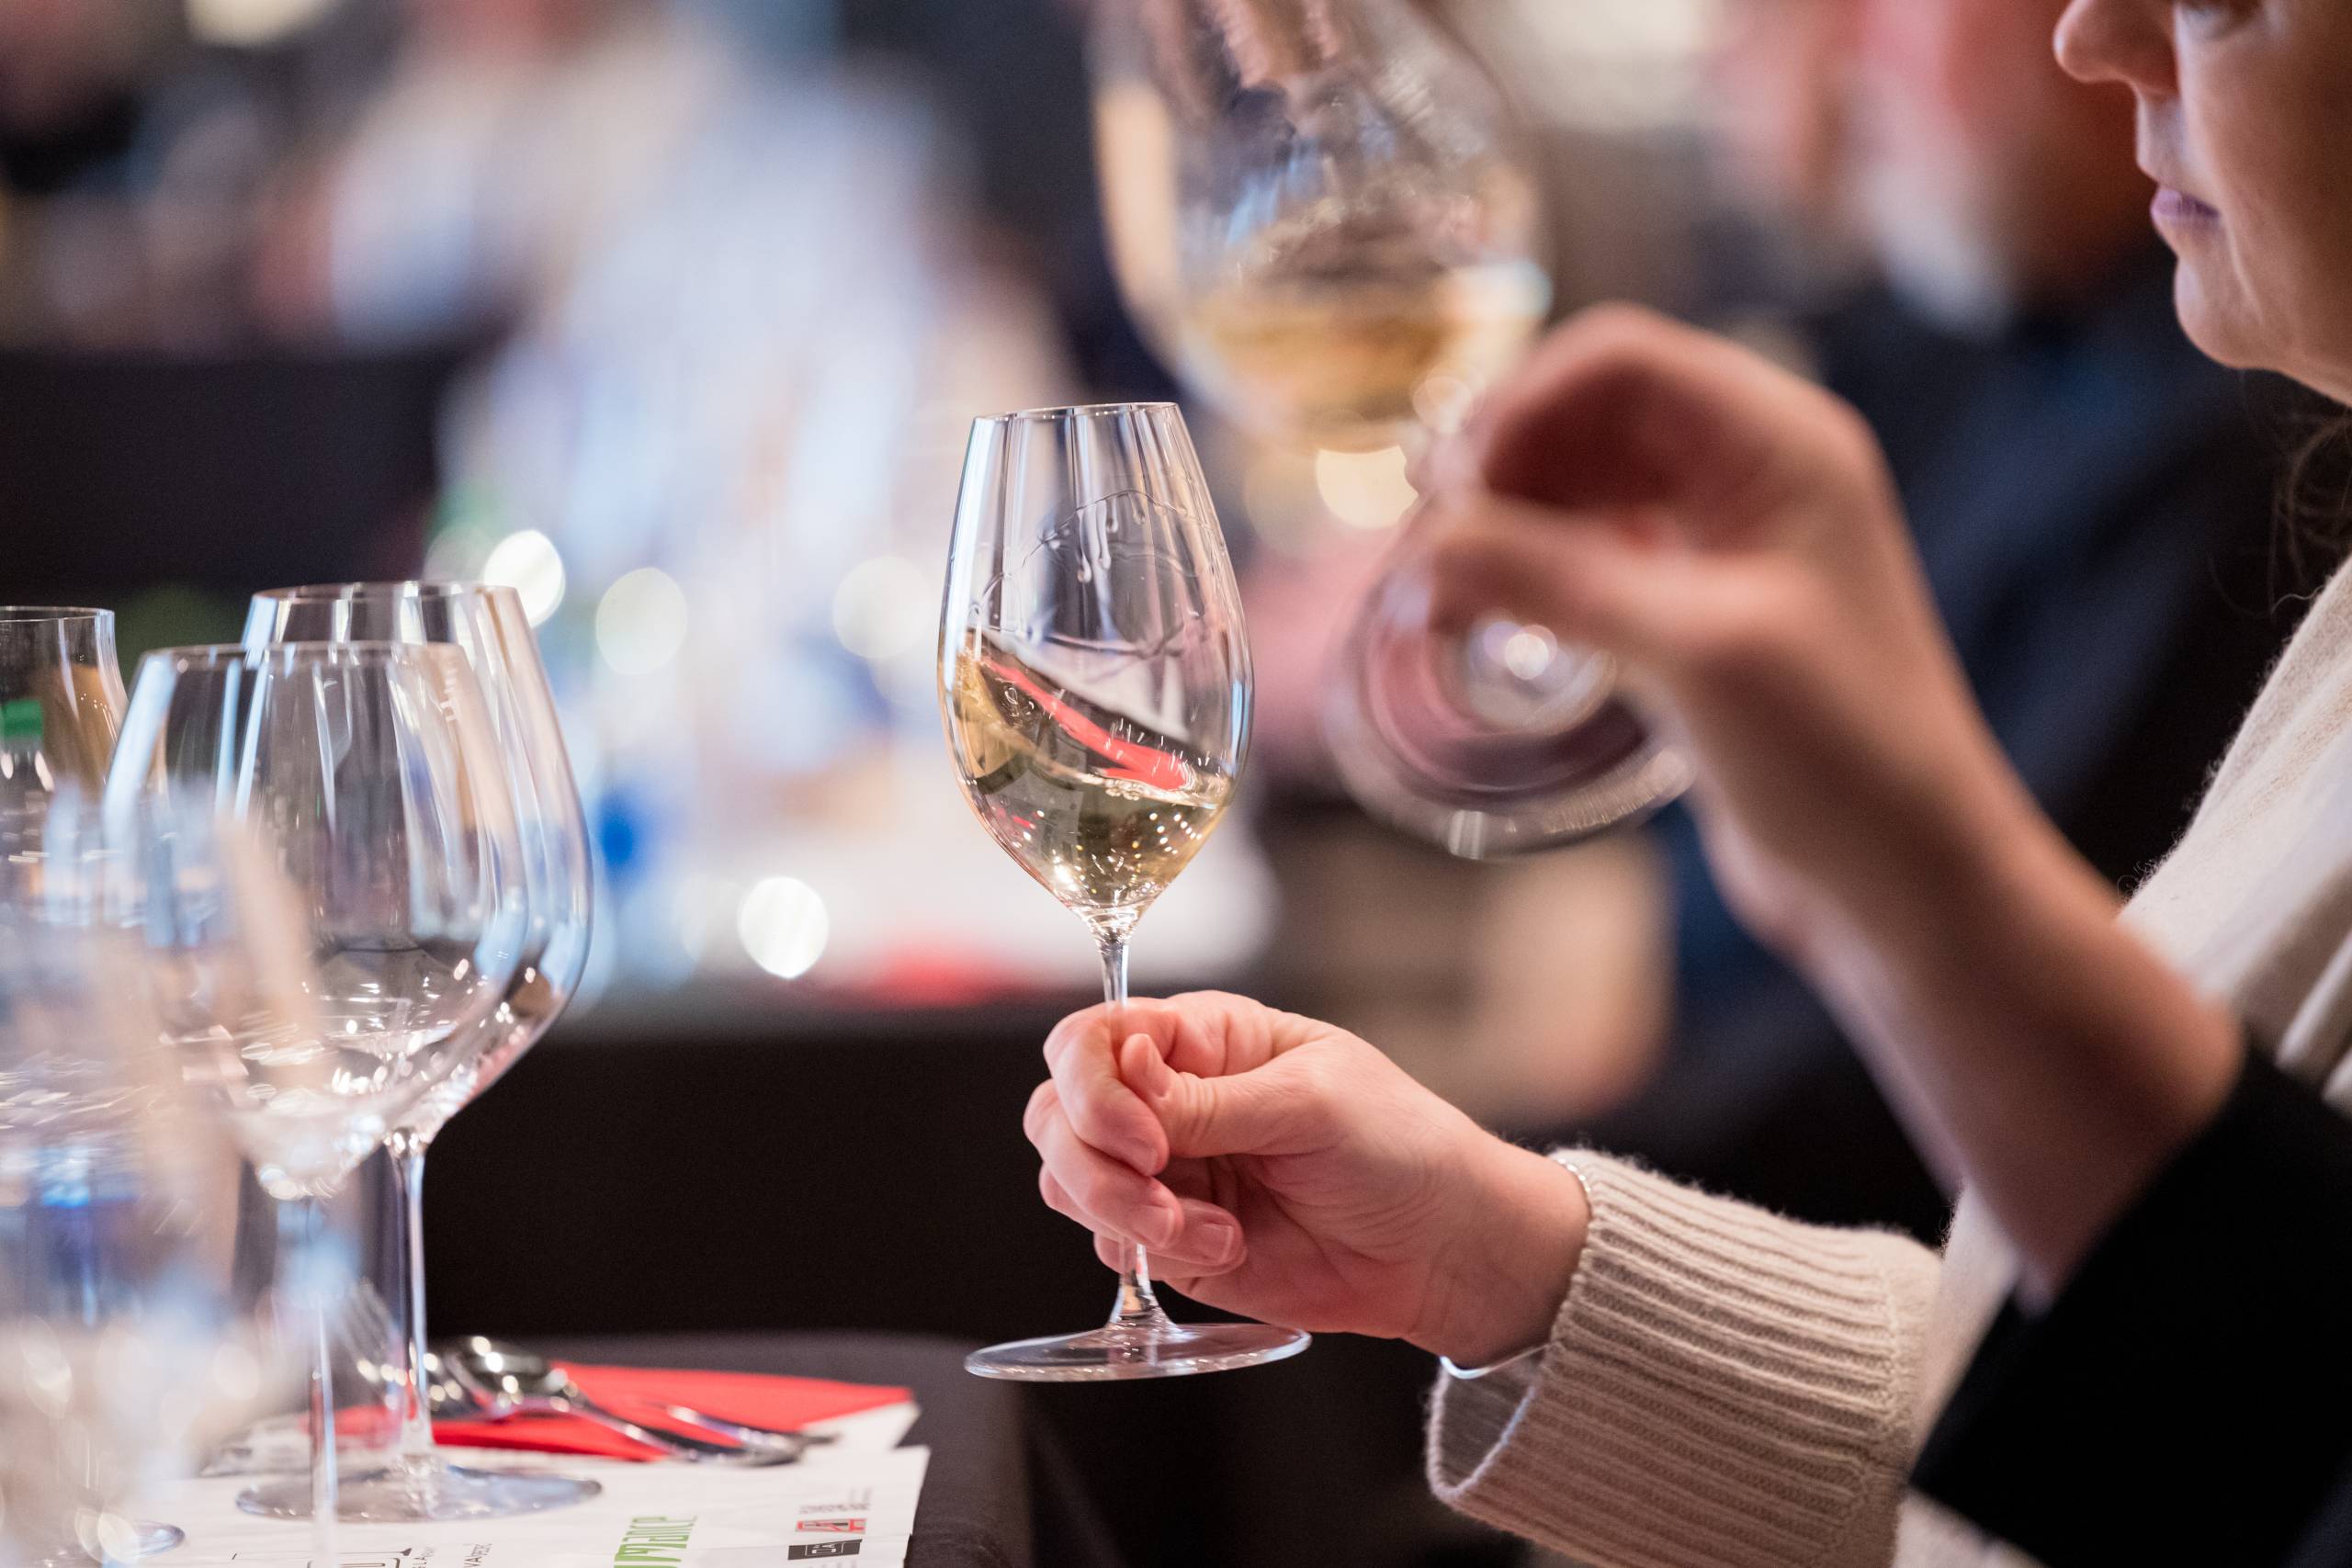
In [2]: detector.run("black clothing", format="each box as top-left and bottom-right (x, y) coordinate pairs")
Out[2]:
(1915, 1052), (2352, 1568)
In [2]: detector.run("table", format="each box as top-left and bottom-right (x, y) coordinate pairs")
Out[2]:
(543, 1331), (1125, 1568)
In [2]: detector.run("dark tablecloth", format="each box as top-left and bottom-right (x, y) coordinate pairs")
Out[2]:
(541, 1331), (1124, 1568)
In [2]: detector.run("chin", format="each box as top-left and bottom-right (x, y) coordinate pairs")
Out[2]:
(2170, 261), (2267, 373)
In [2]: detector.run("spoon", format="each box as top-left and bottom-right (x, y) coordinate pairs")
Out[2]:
(445, 1337), (835, 1450)
(430, 1339), (818, 1465)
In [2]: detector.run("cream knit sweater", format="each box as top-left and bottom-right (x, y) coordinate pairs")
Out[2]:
(1428, 558), (2352, 1568)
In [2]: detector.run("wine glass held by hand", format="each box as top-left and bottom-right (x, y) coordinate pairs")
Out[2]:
(0, 863), (278, 1568)
(1085, 0), (1676, 856)
(940, 402), (1308, 1380)
(103, 643), (529, 1548)
(242, 583), (596, 1523)
(1088, 0), (1551, 453)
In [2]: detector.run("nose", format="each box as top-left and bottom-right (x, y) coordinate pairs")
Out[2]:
(2054, 0), (2175, 96)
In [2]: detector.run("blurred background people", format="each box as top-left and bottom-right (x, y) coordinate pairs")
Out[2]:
(289, 0), (1277, 1005)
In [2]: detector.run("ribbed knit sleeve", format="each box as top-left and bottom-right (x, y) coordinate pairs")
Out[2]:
(1428, 1153), (1943, 1568)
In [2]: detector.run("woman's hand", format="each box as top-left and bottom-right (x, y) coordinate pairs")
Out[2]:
(1420, 306), (2240, 1292)
(1026, 991), (1589, 1366)
(1424, 305), (2041, 961)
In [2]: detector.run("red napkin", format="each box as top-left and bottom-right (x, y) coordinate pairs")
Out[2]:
(434, 1361), (911, 1461)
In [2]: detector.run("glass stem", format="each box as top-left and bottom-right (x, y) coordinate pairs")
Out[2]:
(300, 1196), (340, 1564)
(1096, 936), (1171, 1333)
(387, 1128), (437, 1462)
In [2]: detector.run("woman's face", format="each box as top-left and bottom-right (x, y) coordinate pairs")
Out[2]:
(2057, 0), (2352, 400)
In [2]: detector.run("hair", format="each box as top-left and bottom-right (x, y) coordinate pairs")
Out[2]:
(2279, 409), (2352, 588)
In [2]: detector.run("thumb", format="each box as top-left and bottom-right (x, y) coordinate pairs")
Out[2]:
(1120, 1032), (1316, 1160)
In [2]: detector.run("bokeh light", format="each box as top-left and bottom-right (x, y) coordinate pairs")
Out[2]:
(186, 0), (340, 48)
(831, 556), (933, 662)
(481, 531), (567, 627)
(595, 567), (691, 676)
(1314, 446), (1419, 531)
(737, 876), (830, 980)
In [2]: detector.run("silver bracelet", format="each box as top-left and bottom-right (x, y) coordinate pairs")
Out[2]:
(1439, 1153), (1590, 1381)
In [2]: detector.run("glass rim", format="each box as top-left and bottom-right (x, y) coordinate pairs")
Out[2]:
(0, 605), (111, 624)
(251, 581), (523, 604)
(974, 401), (1182, 425)
(139, 640), (467, 668)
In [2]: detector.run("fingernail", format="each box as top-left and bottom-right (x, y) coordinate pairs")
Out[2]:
(1142, 1196), (1182, 1249)
(1193, 1217), (1240, 1262)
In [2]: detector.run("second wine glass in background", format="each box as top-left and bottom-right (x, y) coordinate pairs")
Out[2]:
(1089, 0), (1550, 452)
(242, 582), (597, 1522)
(1087, 0), (1690, 852)
(105, 642), (528, 1556)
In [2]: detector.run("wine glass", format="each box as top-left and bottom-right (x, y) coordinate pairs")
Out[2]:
(104, 643), (527, 1554)
(941, 401), (1308, 1380)
(2, 608), (127, 880)
(1, 607), (217, 1563)
(1321, 530), (1697, 855)
(1, 861), (272, 1568)
(1089, 0), (1550, 451)
(1089, 0), (1689, 851)
(242, 582), (596, 1522)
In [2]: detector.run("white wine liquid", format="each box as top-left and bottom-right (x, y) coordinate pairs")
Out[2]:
(947, 642), (1232, 939)
(1178, 261), (1548, 450)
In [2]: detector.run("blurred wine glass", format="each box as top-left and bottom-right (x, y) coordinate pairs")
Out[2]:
(241, 582), (596, 1522)
(105, 643), (527, 1551)
(1090, 0), (1550, 450)
(0, 610), (209, 1563)
(1088, 0), (1690, 852)
(941, 401), (1307, 1380)
(1, 859), (271, 1568)
(0, 609), (126, 878)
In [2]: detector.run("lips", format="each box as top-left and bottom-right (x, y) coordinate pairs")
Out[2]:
(2153, 186), (2222, 224)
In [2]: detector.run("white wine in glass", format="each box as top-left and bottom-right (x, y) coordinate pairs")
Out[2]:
(947, 639), (1234, 935)
(941, 402), (1309, 1381)
(1090, 0), (1552, 452)
(1180, 258), (1551, 452)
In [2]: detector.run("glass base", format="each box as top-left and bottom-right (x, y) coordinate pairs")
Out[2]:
(967, 1320), (1309, 1382)
(19, 1521), (181, 1567)
(237, 1454), (602, 1523)
(131, 1523), (184, 1559)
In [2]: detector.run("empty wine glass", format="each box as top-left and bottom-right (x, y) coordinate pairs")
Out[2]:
(1, 865), (272, 1568)
(104, 644), (526, 1553)
(942, 401), (1308, 1380)
(242, 582), (596, 1522)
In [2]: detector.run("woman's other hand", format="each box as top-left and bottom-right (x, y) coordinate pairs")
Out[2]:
(1421, 306), (2239, 1292)
(1425, 304), (2037, 963)
(1026, 991), (1589, 1367)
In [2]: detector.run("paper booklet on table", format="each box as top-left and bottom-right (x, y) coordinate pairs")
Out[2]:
(141, 1446), (930, 1567)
